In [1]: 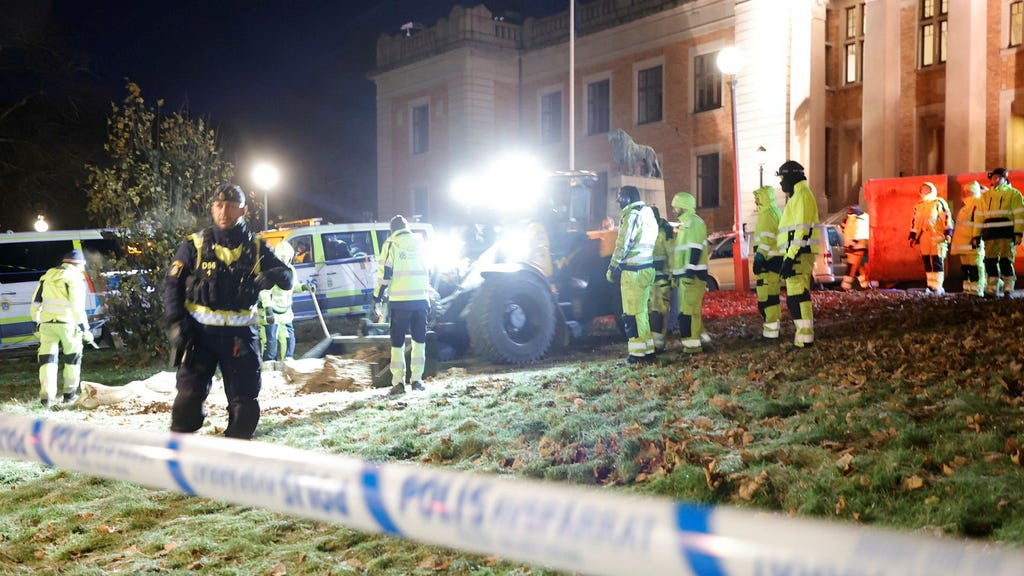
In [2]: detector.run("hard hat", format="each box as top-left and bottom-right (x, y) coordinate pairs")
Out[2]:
(671, 192), (696, 210)
(776, 160), (805, 177)
(62, 249), (86, 265)
(920, 182), (938, 197)
(965, 180), (984, 197)
(273, 240), (295, 263)
(212, 183), (246, 207)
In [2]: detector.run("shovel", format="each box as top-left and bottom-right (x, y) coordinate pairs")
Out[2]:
(300, 289), (335, 359)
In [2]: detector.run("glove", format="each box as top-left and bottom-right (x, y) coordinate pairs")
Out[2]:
(606, 266), (621, 284)
(373, 287), (386, 303)
(80, 324), (95, 346)
(780, 257), (796, 279)
(266, 314), (277, 324)
(303, 282), (316, 294)
(752, 252), (766, 275)
(255, 268), (291, 291)
(1015, 234), (1022, 245)
(971, 237), (981, 249)
(167, 317), (196, 349)
(907, 231), (917, 248)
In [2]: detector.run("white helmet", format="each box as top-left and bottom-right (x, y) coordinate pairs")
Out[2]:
(274, 241), (295, 264)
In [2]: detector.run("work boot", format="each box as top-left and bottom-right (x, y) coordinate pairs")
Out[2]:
(410, 381), (425, 391)
(388, 382), (406, 396)
(62, 391), (79, 404)
(40, 398), (52, 409)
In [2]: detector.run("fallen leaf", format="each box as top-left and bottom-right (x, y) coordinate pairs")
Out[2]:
(270, 562), (287, 576)
(903, 475), (924, 490)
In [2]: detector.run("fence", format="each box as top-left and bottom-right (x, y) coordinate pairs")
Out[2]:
(1, 413), (1022, 576)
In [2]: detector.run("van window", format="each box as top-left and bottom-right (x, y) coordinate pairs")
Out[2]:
(323, 231), (371, 260)
(0, 240), (73, 283)
(289, 235), (314, 265)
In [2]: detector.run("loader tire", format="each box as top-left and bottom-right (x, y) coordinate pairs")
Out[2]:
(468, 273), (556, 364)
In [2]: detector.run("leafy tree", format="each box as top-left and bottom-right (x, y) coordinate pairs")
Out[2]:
(86, 82), (233, 362)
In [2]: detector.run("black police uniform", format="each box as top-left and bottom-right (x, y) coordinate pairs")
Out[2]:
(164, 219), (292, 439)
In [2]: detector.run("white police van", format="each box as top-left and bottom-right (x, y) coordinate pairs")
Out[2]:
(259, 219), (434, 321)
(0, 230), (116, 350)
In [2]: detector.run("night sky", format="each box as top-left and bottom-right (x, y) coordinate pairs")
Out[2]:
(0, 0), (566, 231)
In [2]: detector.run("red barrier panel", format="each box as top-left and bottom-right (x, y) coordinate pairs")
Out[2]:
(864, 172), (1024, 288)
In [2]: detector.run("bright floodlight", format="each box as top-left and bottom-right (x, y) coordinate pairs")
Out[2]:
(34, 215), (48, 232)
(716, 46), (742, 75)
(252, 162), (281, 190)
(449, 152), (547, 213)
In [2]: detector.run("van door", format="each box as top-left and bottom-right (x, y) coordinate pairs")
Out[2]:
(318, 230), (374, 316)
(282, 234), (317, 321)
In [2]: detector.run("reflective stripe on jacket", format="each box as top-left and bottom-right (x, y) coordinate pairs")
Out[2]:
(611, 201), (657, 269)
(777, 180), (821, 259)
(30, 264), (88, 325)
(377, 228), (430, 302)
(668, 211), (709, 280)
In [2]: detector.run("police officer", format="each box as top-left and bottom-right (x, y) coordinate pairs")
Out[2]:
(950, 181), (986, 297)
(374, 215), (431, 396)
(31, 249), (95, 407)
(606, 185), (658, 364)
(975, 168), (1024, 297)
(776, 161), (820, 349)
(840, 205), (871, 291)
(752, 185), (783, 339)
(164, 183), (293, 439)
(668, 192), (708, 354)
(648, 206), (674, 354)
(908, 182), (953, 294)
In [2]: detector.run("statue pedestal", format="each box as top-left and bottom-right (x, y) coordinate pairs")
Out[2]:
(608, 175), (666, 218)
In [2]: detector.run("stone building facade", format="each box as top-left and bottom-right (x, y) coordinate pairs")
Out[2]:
(371, 0), (1024, 232)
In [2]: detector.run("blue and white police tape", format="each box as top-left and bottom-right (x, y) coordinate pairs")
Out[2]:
(1, 413), (1022, 576)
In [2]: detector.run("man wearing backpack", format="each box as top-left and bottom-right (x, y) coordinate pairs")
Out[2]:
(31, 249), (95, 407)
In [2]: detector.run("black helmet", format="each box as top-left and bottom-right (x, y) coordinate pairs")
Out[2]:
(390, 214), (408, 232)
(776, 161), (805, 195)
(212, 183), (246, 207)
(776, 160), (805, 177)
(617, 185), (640, 209)
(987, 167), (1009, 181)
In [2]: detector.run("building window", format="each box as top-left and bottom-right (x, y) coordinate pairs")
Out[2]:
(541, 90), (562, 144)
(919, 0), (947, 67)
(694, 52), (722, 112)
(1012, 1), (1023, 48)
(637, 65), (663, 125)
(413, 186), (429, 220)
(844, 4), (865, 84)
(411, 104), (429, 155)
(587, 79), (610, 135)
(696, 152), (720, 208)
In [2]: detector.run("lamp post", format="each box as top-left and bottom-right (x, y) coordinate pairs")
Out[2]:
(252, 162), (280, 231)
(34, 215), (49, 232)
(717, 46), (748, 293)
(757, 145), (767, 187)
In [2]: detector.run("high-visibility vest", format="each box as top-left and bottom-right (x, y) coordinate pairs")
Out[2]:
(30, 264), (88, 325)
(377, 228), (430, 302)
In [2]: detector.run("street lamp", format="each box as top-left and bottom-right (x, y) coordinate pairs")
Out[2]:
(34, 215), (49, 232)
(717, 46), (748, 293)
(757, 145), (767, 187)
(252, 162), (280, 231)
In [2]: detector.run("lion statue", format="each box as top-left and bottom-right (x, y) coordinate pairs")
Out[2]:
(608, 128), (663, 178)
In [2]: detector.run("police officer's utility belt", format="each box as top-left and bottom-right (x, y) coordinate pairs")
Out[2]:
(619, 263), (654, 272)
(185, 302), (260, 326)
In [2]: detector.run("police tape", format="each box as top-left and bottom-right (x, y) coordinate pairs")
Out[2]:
(0, 413), (1021, 576)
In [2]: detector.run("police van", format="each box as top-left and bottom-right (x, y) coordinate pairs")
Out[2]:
(259, 219), (434, 321)
(0, 229), (117, 350)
